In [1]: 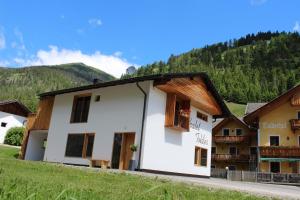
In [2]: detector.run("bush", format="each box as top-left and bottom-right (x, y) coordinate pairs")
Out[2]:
(4, 127), (25, 146)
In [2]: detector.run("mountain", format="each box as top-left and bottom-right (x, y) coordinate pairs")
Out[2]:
(0, 63), (114, 112)
(123, 31), (300, 105)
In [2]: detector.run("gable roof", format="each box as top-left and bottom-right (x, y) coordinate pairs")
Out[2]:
(244, 84), (300, 124)
(213, 115), (250, 134)
(245, 103), (267, 115)
(0, 100), (31, 117)
(39, 72), (230, 118)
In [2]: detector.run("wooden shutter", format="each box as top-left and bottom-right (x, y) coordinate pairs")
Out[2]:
(165, 93), (176, 127)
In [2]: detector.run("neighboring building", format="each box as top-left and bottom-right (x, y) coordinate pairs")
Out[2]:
(244, 85), (300, 173)
(212, 116), (257, 171)
(0, 100), (31, 143)
(21, 73), (230, 177)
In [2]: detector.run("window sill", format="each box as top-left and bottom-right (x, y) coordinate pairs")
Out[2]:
(165, 125), (189, 132)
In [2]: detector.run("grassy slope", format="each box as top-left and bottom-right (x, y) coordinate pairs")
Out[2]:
(0, 146), (264, 200)
(226, 102), (247, 117)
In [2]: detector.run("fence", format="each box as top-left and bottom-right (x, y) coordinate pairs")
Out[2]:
(211, 168), (300, 184)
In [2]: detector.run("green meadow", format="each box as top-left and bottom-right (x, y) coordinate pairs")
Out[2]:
(0, 145), (265, 200)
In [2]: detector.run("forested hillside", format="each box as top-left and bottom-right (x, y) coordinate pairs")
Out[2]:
(0, 63), (114, 112)
(123, 32), (300, 104)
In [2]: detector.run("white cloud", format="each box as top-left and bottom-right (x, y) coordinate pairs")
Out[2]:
(11, 28), (26, 53)
(250, 0), (267, 6)
(0, 28), (5, 49)
(293, 21), (300, 32)
(14, 46), (136, 78)
(88, 18), (102, 27)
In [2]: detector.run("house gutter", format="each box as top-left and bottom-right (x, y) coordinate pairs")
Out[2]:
(136, 82), (147, 170)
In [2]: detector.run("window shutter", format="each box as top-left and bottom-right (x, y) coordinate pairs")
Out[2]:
(165, 93), (176, 127)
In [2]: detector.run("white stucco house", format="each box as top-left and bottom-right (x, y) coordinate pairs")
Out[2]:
(22, 73), (230, 177)
(0, 100), (30, 144)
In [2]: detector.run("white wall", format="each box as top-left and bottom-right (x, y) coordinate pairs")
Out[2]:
(25, 131), (48, 161)
(0, 111), (26, 144)
(141, 85), (212, 176)
(44, 82), (150, 165)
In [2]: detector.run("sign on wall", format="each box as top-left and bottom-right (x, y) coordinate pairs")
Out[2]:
(190, 117), (209, 146)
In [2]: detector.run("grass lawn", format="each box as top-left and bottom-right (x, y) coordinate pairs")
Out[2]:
(0, 145), (265, 200)
(226, 102), (247, 117)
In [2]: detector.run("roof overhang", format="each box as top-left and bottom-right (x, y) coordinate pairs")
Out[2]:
(0, 100), (31, 117)
(212, 115), (252, 134)
(244, 85), (300, 125)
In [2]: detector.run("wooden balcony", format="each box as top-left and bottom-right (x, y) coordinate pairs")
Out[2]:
(214, 136), (249, 144)
(212, 154), (251, 162)
(259, 146), (300, 158)
(290, 119), (300, 132)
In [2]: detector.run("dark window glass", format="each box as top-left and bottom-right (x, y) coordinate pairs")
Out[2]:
(71, 95), (91, 123)
(223, 129), (229, 136)
(211, 147), (216, 154)
(65, 134), (85, 157)
(86, 135), (95, 157)
(200, 148), (207, 166)
(228, 166), (236, 171)
(236, 129), (243, 136)
(197, 112), (208, 122)
(211, 165), (216, 169)
(299, 136), (300, 147)
(270, 162), (280, 173)
(111, 134), (123, 169)
(298, 111), (300, 120)
(174, 101), (180, 126)
(1, 122), (7, 127)
(250, 147), (257, 155)
(229, 147), (237, 155)
(270, 136), (279, 146)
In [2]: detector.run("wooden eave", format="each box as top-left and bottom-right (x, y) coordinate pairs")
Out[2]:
(212, 115), (252, 134)
(154, 77), (222, 116)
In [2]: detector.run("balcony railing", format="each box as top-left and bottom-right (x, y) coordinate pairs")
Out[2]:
(214, 136), (249, 144)
(290, 119), (300, 132)
(259, 146), (300, 158)
(212, 154), (252, 162)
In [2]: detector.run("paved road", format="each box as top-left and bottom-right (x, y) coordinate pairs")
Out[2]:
(133, 171), (300, 200)
(66, 165), (300, 199)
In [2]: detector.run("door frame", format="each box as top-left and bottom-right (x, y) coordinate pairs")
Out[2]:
(111, 132), (135, 170)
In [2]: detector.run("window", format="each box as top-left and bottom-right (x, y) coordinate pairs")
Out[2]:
(211, 165), (216, 169)
(1, 122), (7, 127)
(229, 147), (237, 155)
(298, 136), (300, 146)
(200, 148), (208, 166)
(270, 162), (280, 173)
(223, 128), (229, 136)
(211, 147), (216, 155)
(270, 136), (279, 146)
(165, 93), (190, 131)
(95, 95), (101, 102)
(297, 111), (300, 120)
(197, 111), (208, 122)
(194, 146), (208, 167)
(250, 147), (257, 155)
(236, 129), (243, 136)
(228, 165), (236, 171)
(70, 94), (91, 123)
(65, 133), (95, 158)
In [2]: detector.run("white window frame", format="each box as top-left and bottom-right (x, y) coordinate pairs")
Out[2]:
(222, 128), (230, 136)
(269, 162), (281, 173)
(235, 128), (243, 136)
(269, 135), (280, 146)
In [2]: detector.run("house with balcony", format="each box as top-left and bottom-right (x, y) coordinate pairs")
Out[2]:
(244, 84), (300, 173)
(212, 115), (257, 171)
(21, 73), (229, 177)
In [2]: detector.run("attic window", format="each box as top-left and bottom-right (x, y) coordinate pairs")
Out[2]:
(165, 93), (190, 131)
(95, 95), (101, 102)
(1, 122), (7, 127)
(197, 111), (208, 122)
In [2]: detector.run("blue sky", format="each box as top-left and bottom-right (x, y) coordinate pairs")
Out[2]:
(0, 0), (299, 77)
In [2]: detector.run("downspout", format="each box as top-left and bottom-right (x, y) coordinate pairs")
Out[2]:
(136, 82), (147, 170)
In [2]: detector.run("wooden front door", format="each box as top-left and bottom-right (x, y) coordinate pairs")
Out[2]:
(111, 132), (135, 170)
